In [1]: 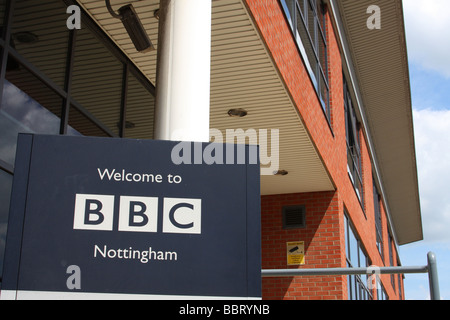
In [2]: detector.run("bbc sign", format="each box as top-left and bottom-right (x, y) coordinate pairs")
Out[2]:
(1, 134), (261, 300)
(73, 194), (202, 234)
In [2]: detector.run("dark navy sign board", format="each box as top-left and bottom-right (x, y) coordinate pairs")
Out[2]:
(2, 134), (261, 299)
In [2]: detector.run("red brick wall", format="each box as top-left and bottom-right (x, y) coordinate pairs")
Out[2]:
(244, 0), (404, 300)
(261, 192), (345, 300)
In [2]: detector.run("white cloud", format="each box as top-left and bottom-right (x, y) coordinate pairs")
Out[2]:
(403, 0), (450, 78)
(413, 108), (450, 243)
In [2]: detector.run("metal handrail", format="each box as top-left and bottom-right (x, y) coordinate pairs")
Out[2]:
(262, 265), (428, 277)
(262, 252), (440, 300)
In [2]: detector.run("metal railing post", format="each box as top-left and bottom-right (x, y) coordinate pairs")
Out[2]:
(427, 252), (441, 300)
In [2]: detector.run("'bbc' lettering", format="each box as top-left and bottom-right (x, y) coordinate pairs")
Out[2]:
(73, 194), (202, 234)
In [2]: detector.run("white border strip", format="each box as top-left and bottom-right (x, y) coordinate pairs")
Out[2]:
(1, 290), (261, 301)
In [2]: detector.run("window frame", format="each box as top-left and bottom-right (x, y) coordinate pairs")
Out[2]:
(0, 0), (155, 140)
(388, 231), (396, 291)
(344, 213), (373, 300)
(377, 280), (389, 300)
(344, 75), (364, 210)
(0, 0), (156, 282)
(280, 0), (331, 127)
(373, 176), (384, 261)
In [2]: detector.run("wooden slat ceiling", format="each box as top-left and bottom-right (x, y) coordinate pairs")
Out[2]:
(76, 0), (335, 195)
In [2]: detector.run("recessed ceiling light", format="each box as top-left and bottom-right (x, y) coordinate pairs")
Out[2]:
(117, 121), (136, 129)
(14, 32), (39, 44)
(125, 121), (136, 129)
(274, 170), (288, 176)
(228, 108), (248, 118)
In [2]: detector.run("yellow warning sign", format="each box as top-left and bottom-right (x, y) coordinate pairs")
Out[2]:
(287, 241), (305, 266)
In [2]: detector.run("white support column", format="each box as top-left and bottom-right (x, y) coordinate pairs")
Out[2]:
(154, 0), (212, 142)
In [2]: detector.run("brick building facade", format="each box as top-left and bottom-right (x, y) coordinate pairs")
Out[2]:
(246, 0), (419, 300)
(0, 0), (421, 300)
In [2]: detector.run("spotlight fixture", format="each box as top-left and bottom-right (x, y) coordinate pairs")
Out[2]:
(274, 170), (289, 176)
(117, 121), (136, 129)
(154, 9), (160, 20)
(14, 32), (39, 44)
(124, 121), (136, 129)
(228, 108), (248, 118)
(106, 0), (154, 53)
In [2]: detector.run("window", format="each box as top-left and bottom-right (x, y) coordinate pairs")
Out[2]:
(398, 274), (403, 300)
(344, 75), (364, 207)
(0, 0), (155, 282)
(0, 0), (5, 30)
(280, 0), (330, 123)
(1, 72), (62, 166)
(388, 232), (396, 291)
(124, 70), (156, 139)
(0, 168), (13, 279)
(11, 0), (69, 89)
(377, 281), (389, 300)
(344, 214), (373, 300)
(71, 24), (124, 136)
(2, 0), (155, 140)
(373, 176), (384, 260)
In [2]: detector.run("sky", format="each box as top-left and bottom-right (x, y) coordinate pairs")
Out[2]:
(399, 0), (450, 300)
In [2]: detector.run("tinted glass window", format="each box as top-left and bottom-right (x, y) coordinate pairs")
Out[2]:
(0, 168), (13, 277)
(12, 0), (69, 88)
